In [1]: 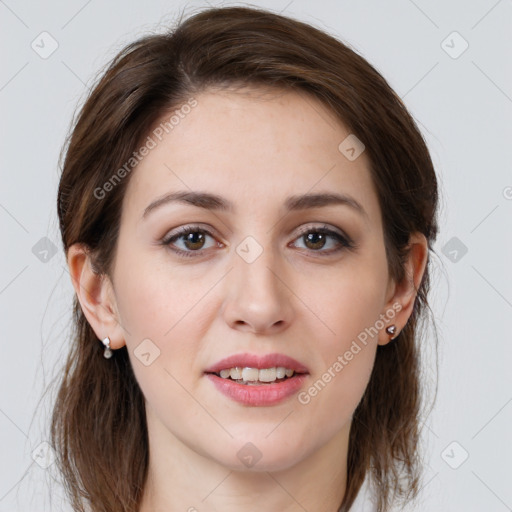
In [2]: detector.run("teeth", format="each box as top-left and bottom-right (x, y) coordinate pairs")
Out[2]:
(230, 367), (243, 380)
(242, 367), (261, 382)
(217, 366), (296, 383)
(219, 368), (232, 379)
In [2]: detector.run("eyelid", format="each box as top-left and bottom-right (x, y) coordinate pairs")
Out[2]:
(293, 223), (344, 237)
(162, 223), (221, 241)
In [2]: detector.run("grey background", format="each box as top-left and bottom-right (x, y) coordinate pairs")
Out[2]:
(1, 0), (511, 510)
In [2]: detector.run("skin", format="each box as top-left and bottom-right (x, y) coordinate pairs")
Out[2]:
(67, 86), (428, 512)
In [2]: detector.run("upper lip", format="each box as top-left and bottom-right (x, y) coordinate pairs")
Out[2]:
(204, 352), (310, 374)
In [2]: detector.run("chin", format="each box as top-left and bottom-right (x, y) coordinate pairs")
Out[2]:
(207, 434), (311, 473)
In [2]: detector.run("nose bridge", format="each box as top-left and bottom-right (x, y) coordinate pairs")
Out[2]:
(237, 237), (278, 290)
(234, 234), (282, 301)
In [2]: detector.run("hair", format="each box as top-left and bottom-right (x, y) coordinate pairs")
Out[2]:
(51, 5), (439, 512)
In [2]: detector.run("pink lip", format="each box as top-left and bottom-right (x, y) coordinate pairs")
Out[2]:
(205, 373), (309, 406)
(203, 352), (310, 374)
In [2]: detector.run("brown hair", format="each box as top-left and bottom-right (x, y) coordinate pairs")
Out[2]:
(51, 5), (439, 511)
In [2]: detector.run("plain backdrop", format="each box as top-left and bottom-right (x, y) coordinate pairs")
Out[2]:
(1, 0), (511, 510)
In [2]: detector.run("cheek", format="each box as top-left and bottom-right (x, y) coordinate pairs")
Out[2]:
(294, 264), (385, 418)
(112, 251), (220, 396)
(304, 266), (387, 353)
(113, 264), (209, 420)
(113, 248), (210, 342)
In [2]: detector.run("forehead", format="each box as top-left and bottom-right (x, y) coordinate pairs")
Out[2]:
(122, 86), (381, 227)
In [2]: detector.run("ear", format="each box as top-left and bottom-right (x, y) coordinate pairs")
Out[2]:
(66, 243), (126, 350)
(378, 232), (429, 346)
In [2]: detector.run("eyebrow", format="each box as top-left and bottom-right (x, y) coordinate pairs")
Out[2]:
(142, 190), (368, 220)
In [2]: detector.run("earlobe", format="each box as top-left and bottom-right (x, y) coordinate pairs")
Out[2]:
(378, 232), (429, 346)
(66, 244), (125, 350)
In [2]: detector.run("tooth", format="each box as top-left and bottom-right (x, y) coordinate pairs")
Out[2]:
(259, 367), (277, 382)
(217, 366), (296, 381)
(242, 367), (260, 382)
(229, 367), (243, 380)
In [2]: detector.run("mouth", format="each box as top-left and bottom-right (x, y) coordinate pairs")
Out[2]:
(203, 352), (310, 406)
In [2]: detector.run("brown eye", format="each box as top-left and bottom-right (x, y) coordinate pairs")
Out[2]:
(182, 231), (206, 250)
(303, 232), (327, 250)
(291, 226), (353, 254)
(162, 226), (220, 257)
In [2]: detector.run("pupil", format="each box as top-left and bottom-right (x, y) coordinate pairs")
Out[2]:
(305, 232), (325, 250)
(185, 232), (205, 249)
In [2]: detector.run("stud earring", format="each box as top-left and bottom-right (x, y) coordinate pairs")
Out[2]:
(101, 337), (113, 359)
(385, 325), (398, 340)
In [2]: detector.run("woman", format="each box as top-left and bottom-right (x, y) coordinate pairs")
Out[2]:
(51, 5), (439, 511)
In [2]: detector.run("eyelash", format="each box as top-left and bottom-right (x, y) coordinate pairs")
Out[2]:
(161, 224), (355, 259)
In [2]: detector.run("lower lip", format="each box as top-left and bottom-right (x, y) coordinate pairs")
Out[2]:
(205, 373), (308, 406)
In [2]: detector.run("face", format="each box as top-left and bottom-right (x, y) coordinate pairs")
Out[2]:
(109, 86), (396, 472)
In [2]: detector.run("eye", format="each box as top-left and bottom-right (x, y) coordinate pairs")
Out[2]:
(161, 224), (354, 259)
(162, 226), (221, 257)
(291, 225), (354, 254)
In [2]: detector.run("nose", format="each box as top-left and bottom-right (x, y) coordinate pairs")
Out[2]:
(221, 243), (294, 335)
